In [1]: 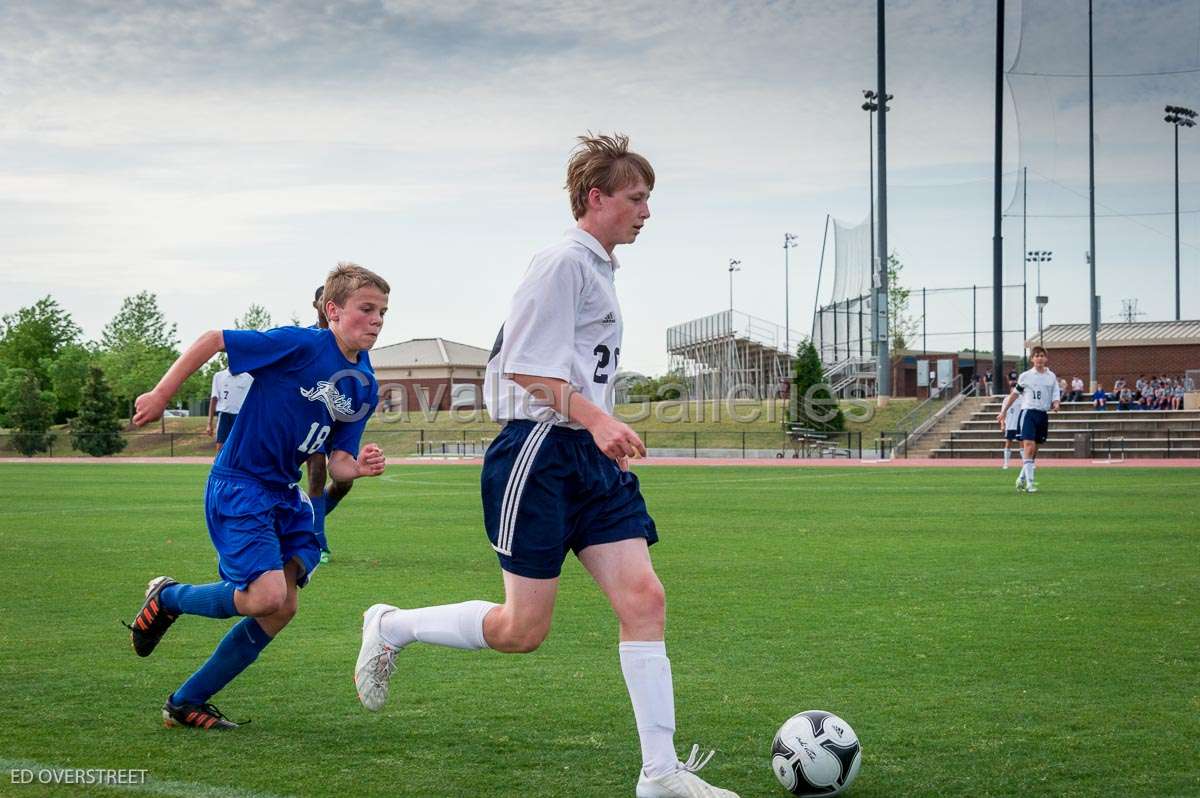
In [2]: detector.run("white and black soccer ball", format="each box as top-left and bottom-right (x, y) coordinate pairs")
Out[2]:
(770, 710), (862, 796)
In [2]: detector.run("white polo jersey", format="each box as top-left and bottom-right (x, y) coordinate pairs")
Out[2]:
(1015, 368), (1060, 412)
(211, 368), (254, 414)
(1004, 399), (1023, 431)
(484, 228), (623, 428)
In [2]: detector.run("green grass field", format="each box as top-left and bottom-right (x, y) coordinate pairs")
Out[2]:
(1, 464), (1197, 797)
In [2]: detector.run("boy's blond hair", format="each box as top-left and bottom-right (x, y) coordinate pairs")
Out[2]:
(565, 133), (655, 221)
(323, 262), (390, 308)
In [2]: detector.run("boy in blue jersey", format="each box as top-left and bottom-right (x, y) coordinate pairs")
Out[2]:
(124, 263), (389, 729)
(305, 285), (355, 564)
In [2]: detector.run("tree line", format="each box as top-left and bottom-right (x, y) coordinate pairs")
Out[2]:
(0, 294), (274, 456)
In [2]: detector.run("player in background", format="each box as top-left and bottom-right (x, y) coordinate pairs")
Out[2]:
(354, 134), (738, 798)
(305, 285), (355, 563)
(124, 263), (388, 729)
(996, 345), (1061, 493)
(206, 367), (253, 453)
(1000, 397), (1022, 469)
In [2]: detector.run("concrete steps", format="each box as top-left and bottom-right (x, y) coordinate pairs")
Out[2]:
(904, 396), (990, 458)
(926, 401), (1200, 459)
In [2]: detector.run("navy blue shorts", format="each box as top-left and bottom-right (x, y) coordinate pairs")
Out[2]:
(215, 411), (237, 444)
(1019, 408), (1049, 444)
(482, 421), (658, 580)
(1004, 428), (1020, 441)
(204, 466), (321, 590)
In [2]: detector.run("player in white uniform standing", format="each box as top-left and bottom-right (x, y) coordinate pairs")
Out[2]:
(353, 134), (738, 798)
(996, 346), (1061, 492)
(1000, 397), (1022, 469)
(206, 368), (254, 453)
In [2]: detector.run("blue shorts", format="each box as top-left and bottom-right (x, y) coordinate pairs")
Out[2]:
(1004, 428), (1020, 441)
(215, 411), (237, 444)
(1019, 408), (1049, 444)
(482, 421), (658, 580)
(204, 466), (321, 590)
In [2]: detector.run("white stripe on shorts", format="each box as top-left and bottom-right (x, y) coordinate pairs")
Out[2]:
(494, 422), (553, 556)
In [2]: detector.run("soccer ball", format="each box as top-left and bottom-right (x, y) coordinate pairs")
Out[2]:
(770, 710), (862, 796)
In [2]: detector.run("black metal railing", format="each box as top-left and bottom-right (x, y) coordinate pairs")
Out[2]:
(0, 429), (868, 460)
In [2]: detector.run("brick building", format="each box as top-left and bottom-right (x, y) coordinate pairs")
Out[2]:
(890, 351), (1019, 398)
(1033, 321), (1200, 390)
(371, 338), (490, 412)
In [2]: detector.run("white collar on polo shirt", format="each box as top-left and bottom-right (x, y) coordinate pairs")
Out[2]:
(563, 227), (621, 271)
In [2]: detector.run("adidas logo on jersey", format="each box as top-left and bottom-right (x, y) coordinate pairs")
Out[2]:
(600, 312), (617, 325)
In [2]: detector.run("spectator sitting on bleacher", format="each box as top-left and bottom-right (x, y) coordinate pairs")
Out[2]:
(1140, 382), (1155, 409)
(1114, 376), (1126, 393)
(1171, 381), (1184, 410)
(1059, 377), (1069, 403)
(1118, 386), (1134, 411)
(1092, 383), (1107, 410)
(1070, 375), (1084, 402)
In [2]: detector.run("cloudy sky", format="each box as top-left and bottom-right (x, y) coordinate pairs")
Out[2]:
(2, 0), (1197, 375)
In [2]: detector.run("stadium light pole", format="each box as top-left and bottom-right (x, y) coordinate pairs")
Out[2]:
(1087, 0), (1097, 390)
(728, 258), (741, 317)
(991, 0), (1006, 397)
(1022, 166), (1028, 368)
(874, 0), (892, 398)
(1165, 105), (1196, 321)
(1027, 250), (1052, 344)
(727, 258), (742, 402)
(787, 231), (796, 396)
(784, 233), (797, 359)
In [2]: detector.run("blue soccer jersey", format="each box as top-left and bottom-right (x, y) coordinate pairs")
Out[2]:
(214, 326), (378, 486)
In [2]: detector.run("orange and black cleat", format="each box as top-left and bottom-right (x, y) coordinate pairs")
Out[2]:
(162, 697), (241, 730)
(124, 576), (179, 657)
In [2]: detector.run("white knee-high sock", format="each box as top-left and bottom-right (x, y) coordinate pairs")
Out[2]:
(379, 600), (497, 650)
(619, 641), (677, 778)
(1003, 448), (1011, 467)
(1028, 458), (1036, 483)
(1022, 458), (1034, 484)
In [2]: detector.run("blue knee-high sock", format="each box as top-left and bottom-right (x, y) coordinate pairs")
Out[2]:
(310, 493), (329, 551)
(160, 582), (238, 618)
(324, 487), (345, 516)
(173, 618), (273, 706)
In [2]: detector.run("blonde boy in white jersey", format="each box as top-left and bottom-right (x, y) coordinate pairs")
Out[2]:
(997, 346), (1061, 492)
(353, 134), (738, 798)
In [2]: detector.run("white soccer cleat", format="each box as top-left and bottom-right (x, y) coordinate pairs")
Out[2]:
(1015, 473), (1026, 491)
(1025, 482), (1039, 493)
(355, 603), (399, 711)
(635, 745), (739, 798)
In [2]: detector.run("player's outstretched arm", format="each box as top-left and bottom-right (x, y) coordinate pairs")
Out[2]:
(509, 373), (645, 470)
(328, 444), (385, 481)
(133, 330), (225, 427)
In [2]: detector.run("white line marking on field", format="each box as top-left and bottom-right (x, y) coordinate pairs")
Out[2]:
(0, 758), (294, 798)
